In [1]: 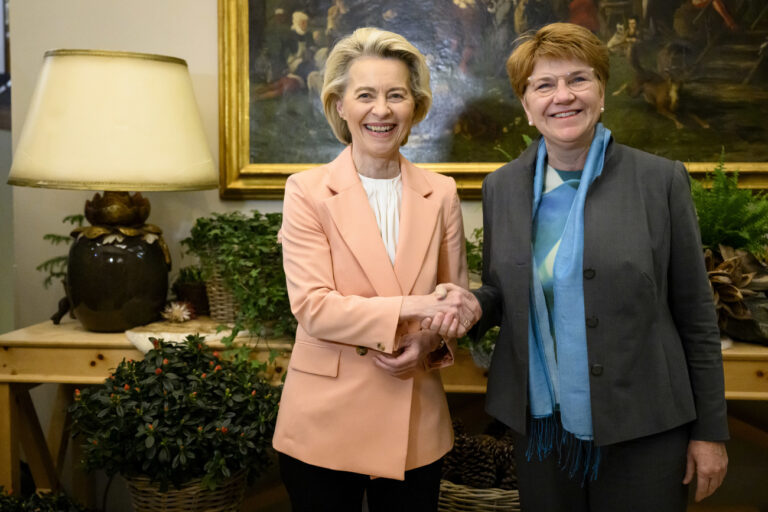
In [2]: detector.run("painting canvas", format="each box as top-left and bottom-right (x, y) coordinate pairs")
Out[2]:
(214, 0), (768, 198)
(218, 0), (768, 198)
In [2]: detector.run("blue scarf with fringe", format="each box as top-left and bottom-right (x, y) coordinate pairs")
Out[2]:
(527, 123), (611, 483)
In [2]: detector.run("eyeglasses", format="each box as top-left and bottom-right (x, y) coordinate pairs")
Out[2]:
(526, 68), (596, 97)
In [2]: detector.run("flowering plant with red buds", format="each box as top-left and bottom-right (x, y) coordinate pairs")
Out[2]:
(69, 334), (280, 490)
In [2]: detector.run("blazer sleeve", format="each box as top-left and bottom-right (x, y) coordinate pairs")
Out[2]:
(281, 175), (403, 353)
(426, 186), (469, 369)
(667, 163), (729, 441)
(470, 176), (504, 341)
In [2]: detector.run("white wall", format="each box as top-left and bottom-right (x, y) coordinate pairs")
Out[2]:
(0, 129), (13, 334)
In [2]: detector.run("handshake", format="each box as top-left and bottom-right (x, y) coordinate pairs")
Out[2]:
(401, 283), (482, 339)
(376, 284), (482, 377)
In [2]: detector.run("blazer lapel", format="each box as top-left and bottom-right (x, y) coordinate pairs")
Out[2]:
(507, 141), (537, 266)
(324, 148), (402, 297)
(394, 157), (440, 295)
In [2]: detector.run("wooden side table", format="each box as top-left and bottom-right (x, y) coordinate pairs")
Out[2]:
(0, 318), (290, 497)
(0, 320), (143, 496)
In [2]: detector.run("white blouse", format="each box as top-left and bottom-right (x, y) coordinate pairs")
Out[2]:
(358, 173), (402, 265)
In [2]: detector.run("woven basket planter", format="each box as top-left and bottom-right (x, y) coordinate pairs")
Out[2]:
(126, 471), (246, 512)
(438, 480), (520, 511)
(205, 270), (238, 324)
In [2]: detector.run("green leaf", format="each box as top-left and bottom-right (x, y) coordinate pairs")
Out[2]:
(692, 150), (768, 258)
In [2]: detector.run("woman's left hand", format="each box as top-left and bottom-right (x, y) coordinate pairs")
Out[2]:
(373, 330), (442, 378)
(683, 440), (728, 502)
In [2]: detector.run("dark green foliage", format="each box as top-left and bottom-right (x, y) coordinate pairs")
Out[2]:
(460, 228), (498, 354)
(181, 211), (296, 339)
(0, 488), (91, 511)
(691, 154), (768, 258)
(173, 265), (204, 285)
(36, 214), (85, 288)
(465, 227), (483, 277)
(69, 335), (281, 491)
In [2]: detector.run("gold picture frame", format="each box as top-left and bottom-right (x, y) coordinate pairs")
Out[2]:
(218, 0), (768, 199)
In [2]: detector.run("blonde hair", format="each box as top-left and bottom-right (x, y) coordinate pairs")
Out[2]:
(321, 27), (432, 145)
(506, 23), (609, 98)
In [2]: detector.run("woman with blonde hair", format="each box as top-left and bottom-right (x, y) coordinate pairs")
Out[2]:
(273, 27), (481, 511)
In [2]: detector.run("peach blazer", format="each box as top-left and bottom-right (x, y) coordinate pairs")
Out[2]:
(272, 146), (468, 480)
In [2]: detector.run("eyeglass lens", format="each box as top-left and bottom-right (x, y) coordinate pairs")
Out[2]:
(527, 69), (595, 96)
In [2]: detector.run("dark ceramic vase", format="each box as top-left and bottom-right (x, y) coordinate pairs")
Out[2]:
(67, 235), (168, 332)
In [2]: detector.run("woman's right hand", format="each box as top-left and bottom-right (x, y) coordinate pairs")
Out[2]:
(400, 283), (481, 338)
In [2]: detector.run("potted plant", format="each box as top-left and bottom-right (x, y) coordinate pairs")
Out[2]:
(69, 334), (280, 510)
(691, 154), (768, 345)
(181, 211), (296, 340)
(171, 265), (209, 317)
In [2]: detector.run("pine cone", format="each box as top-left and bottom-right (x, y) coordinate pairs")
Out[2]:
(460, 434), (498, 488)
(495, 433), (517, 489)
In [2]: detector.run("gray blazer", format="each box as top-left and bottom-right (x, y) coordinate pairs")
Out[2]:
(473, 137), (729, 446)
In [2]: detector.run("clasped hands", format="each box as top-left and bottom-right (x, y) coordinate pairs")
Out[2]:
(416, 283), (482, 339)
(373, 284), (482, 377)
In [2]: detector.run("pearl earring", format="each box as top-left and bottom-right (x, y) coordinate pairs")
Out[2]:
(527, 120), (533, 126)
(600, 106), (605, 113)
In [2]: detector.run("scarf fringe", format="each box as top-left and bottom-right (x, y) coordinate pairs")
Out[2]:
(526, 415), (601, 485)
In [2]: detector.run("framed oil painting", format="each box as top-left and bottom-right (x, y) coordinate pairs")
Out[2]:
(219, 0), (768, 199)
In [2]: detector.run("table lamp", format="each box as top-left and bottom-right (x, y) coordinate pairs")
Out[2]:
(8, 49), (217, 332)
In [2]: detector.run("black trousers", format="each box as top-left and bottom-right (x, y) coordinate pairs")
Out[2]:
(513, 423), (690, 512)
(278, 453), (443, 512)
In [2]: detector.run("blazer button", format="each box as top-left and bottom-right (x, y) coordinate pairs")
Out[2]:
(590, 364), (604, 376)
(356, 346), (368, 356)
(585, 316), (599, 328)
(583, 268), (596, 279)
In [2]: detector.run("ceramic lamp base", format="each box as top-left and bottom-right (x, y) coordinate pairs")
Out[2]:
(67, 234), (168, 332)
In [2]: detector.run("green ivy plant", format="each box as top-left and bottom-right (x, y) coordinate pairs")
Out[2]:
(69, 335), (280, 491)
(691, 152), (768, 259)
(36, 214), (85, 288)
(181, 211), (296, 340)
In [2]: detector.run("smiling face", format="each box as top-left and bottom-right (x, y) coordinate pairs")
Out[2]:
(336, 56), (415, 161)
(521, 58), (605, 155)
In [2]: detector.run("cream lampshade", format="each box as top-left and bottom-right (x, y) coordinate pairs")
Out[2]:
(8, 49), (217, 332)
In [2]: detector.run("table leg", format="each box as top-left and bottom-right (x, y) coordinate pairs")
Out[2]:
(0, 383), (20, 494)
(15, 385), (60, 491)
(47, 384), (74, 474)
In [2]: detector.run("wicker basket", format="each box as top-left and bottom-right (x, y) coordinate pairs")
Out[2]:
(126, 471), (246, 512)
(205, 270), (238, 324)
(438, 479), (520, 511)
